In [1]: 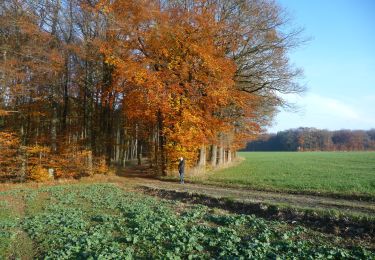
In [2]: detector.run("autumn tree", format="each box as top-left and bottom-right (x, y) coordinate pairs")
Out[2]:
(1, 0), (306, 180)
(164, 0), (306, 167)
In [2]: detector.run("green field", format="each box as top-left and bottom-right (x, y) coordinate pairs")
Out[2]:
(202, 152), (375, 198)
(1, 183), (373, 259)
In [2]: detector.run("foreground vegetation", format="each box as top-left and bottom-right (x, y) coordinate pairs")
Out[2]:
(1, 183), (373, 259)
(193, 152), (375, 198)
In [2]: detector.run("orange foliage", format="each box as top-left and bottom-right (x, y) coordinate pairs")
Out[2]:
(28, 165), (50, 182)
(0, 0), (283, 179)
(0, 132), (21, 178)
(0, 130), (110, 180)
(95, 157), (115, 175)
(100, 0), (254, 170)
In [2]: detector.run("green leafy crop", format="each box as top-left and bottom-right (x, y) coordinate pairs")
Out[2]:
(1, 184), (374, 259)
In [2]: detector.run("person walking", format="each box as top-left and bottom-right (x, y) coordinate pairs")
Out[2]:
(178, 157), (185, 184)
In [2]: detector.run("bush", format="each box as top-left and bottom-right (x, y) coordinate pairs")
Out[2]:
(95, 158), (115, 175)
(28, 165), (50, 182)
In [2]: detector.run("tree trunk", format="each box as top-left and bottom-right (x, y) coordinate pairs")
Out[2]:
(198, 145), (206, 167)
(137, 144), (142, 166)
(218, 146), (224, 165)
(227, 149), (232, 164)
(2, 50), (7, 97)
(210, 145), (217, 167)
(87, 150), (93, 175)
(62, 56), (69, 131)
(153, 126), (158, 168)
(115, 127), (121, 163)
(157, 110), (166, 175)
(20, 150), (27, 182)
(51, 104), (58, 153)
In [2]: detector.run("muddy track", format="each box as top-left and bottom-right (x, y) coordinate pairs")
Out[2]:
(127, 178), (375, 216)
(3, 171), (374, 242)
(138, 185), (375, 243)
(113, 176), (375, 241)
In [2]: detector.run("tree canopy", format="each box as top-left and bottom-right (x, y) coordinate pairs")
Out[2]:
(0, 0), (304, 180)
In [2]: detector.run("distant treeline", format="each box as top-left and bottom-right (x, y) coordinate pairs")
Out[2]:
(244, 128), (375, 151)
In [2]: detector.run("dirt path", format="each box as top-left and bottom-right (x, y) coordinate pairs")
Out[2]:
(3, 165), (374, 218)
(114, 166), (375, 240)
(1, 169), (374, 241)
(120, 175), (375, 217)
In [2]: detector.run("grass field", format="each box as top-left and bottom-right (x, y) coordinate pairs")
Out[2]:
(1, 183), (374, 259)
(199, 152), (375, 198)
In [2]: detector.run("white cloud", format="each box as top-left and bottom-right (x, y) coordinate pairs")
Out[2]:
(306, 94), (360, 120)
(268, 93), (375, 132)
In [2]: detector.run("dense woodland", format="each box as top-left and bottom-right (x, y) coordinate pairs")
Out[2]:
(0, 0), (304, 181)
(244, 128), (375, 151)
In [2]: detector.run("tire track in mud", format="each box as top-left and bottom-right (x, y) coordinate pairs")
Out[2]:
(119, 178), (375, 243)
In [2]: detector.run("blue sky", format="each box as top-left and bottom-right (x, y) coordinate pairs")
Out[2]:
(268, 0), (375, 133)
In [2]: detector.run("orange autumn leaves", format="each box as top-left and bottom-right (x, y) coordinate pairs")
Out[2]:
(99, 0), (258, 167)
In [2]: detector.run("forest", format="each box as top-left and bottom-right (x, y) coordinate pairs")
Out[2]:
(244, 128), (375, 151)
(0, 0), (304, 181)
